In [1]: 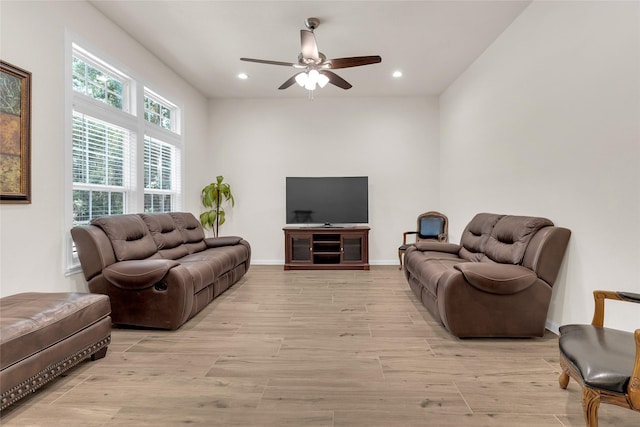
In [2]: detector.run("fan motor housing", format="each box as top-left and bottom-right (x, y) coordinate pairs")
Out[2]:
(305, 17), (320, 30)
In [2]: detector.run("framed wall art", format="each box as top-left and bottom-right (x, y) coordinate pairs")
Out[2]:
(1, 60), (31, 203)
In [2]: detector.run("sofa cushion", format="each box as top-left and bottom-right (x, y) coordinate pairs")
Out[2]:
(178, 257), (216, 293)
(179, 244), (250, 293)
(170, 212), (207, 253)
(139, 213), (190, 259)
(92, 214), (158, 261)
(483, 216), (553, 264)
(459, 213), (504, 260)
(404, 254), (464, 296)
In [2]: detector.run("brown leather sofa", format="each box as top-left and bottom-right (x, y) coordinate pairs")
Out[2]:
(403, 213), (571, 338)
(71, 212), (251, 330)
(1, 292), (111, 411)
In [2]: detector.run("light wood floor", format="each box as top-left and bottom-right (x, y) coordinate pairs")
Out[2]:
(2, 266), (638, 426)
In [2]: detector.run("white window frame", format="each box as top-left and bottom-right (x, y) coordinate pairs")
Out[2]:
(144, 87), (180, 133)
(143, 135), (182, 213)
(71, 111), (133, 224)
(72, 46), (131, 114)
(65, 33), (183, 274)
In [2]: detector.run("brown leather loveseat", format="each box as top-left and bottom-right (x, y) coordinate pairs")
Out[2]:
(72, 212), (251, 330)
(403, 213), (571, 338)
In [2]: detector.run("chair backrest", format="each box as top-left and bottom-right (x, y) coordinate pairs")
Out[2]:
(416, 211), (448, 241)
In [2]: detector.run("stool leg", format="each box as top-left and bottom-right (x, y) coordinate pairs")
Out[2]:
(91, 346), (108, 361)
(559, 370), (570, 389)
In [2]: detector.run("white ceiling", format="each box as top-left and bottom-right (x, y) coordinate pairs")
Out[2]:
(89, 0), (531, 99)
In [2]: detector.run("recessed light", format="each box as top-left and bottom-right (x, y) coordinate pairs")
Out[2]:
(392, 70), (403, 78)
(238, 73), (249, 80)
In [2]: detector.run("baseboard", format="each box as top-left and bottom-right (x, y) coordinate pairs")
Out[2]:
(369, 260), (400, 266)
(251, 260), (285, 265)
(251, 260), (401, 267)
(546, 319), (560, 335)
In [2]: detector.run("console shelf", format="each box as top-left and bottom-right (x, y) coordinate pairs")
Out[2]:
(283, 226), (370, 270)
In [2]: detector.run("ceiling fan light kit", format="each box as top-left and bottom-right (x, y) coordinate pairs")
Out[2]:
(240, 17), (381, 93)
(295, 69), (330, 91)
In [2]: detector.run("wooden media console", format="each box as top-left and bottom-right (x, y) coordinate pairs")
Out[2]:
(283, 226), (370, 270)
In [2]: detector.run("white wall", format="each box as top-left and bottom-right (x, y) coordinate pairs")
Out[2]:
(0, 1), (209, 297)
(440, 1), (640, 331)
(207, 97), (440, 264)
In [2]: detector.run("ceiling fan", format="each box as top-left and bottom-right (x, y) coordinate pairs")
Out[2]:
(240, 17), (382, 91)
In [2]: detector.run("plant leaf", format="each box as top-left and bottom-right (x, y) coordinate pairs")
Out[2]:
(199, 211), (211, 229)
(208, 210), (218, 225)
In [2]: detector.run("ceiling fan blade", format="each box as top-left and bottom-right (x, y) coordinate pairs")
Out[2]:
(325, 56), (382, 69)
(320, 70), (352, 90)
(278, 74), (298, 90)
(300, 30), (319, 61)
(240, 58), (297, 67)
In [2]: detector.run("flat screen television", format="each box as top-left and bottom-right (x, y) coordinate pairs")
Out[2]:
(286, 176), (368, 226)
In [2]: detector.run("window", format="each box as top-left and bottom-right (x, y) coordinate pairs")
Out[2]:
(66, 41), (182, 271)
(72, 112), (129, 224)
(72, 48), (128, 112)
(144, 90), (177, 132)
(144, 136), (179, 213)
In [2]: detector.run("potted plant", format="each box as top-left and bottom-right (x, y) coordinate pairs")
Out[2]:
(200, 175), (234, 238)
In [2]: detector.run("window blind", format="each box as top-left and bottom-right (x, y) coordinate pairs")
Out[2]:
(72, 111), (130, 224)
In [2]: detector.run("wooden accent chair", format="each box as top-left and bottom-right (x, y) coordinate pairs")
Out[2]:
(398, 211), (448, 269)
(558, 290), (640, 426)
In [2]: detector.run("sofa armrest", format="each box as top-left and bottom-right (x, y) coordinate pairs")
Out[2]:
(414, 241), (461, 254)
(522, 226), (571, 286)
(103, 259), (180, 290)
(71, 225), (117, 281)
(454, 263), (537, 295)
(204, 236), (243, 248)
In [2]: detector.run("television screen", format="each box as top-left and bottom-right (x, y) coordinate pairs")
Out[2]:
(286, 176), (368, 225)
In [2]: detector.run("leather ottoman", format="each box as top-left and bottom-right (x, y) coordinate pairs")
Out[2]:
(0, 292), (111, 411)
